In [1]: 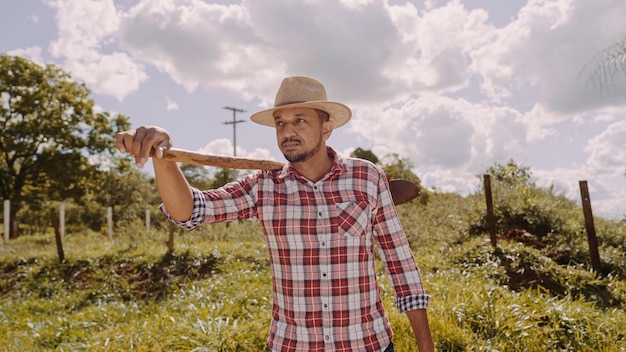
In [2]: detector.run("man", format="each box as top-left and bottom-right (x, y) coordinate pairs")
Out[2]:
(116, 76), (434, 351)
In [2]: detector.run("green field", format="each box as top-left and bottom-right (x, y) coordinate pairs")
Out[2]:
(1, 192), (625, 351)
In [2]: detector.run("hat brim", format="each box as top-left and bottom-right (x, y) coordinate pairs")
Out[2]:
(250, 101), (352, 128)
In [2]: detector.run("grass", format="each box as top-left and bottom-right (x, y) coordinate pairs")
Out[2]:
(1, 195), (626, 351)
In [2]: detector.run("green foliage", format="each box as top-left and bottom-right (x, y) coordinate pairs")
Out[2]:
(484, 158), (532, 185)
(0, 55), (130, 237)
(181, 164), (213, 190)
(469, 160), (579, 239)
(2, 189), (625, 351)
(381, 153), (429, 205)
(210, 168), (238, 189)
(91, 157), (161, 229)
(467, 159), (626, 279)
(350, 147), (380, 164)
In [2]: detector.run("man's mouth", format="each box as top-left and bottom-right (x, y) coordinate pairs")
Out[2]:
(282, 139), (301, 149)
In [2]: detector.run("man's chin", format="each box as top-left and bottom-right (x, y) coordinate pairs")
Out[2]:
(283, 151), (308, 163)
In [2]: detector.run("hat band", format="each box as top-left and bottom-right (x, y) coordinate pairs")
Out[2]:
(275, 100), (307, 107)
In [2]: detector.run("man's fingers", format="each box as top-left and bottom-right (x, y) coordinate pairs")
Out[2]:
(154, 139), (170, 159)
(115, 127), (172, 167)
(131, 127), (152, 167)
(115, 131), (132, 153)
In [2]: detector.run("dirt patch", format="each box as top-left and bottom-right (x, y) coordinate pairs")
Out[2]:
(0, 254), (220, 301)
(112, 255), (219, 300)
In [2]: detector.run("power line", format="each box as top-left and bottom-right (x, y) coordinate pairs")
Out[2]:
(222, 106), (246, 157)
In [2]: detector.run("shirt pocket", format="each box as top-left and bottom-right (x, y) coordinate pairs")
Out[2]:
(333, 199), (371, 238)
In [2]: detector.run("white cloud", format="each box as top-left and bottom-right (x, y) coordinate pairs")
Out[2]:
(351, 95), (526, 172)
(197, 138), (273, 160)
(383, 0), (494, 94)
(166, 96), (179, 111)
(62, 52), (147, 100)
(469, 0), (626, 112)
(117, 0), (283, 100)
(197, 138), (234, 157)
(46, 0), (148, 100)
(9, 0), (625, 217)
(340, 0), (375, 10)
(585, 120), (626, 175)
(194, 138), (276, 174)
(8, 47), (44, 66)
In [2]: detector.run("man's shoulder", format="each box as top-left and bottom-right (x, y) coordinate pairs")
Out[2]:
(253, 168), (291, 183)
(343, 156), (384, 173)
(341, 156), (387, 182)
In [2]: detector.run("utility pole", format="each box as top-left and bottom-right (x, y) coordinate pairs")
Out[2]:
(222, 106), (246, 156)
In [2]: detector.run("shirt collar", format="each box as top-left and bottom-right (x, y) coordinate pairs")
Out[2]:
(277, 147), (348, 180)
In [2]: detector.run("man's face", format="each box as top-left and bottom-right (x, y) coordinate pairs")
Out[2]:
(273, 107), (332, 163)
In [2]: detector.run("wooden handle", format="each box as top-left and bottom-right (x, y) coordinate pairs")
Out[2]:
(159, 148), (285, 170)
(154, 148), (420, 205)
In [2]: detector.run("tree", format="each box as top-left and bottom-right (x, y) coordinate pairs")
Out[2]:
(483, 159), (532, 186)
(181, 164), (213, 190)
(469, 160), (575, 240)
(81, 155), (159, 230)
(381, 153), (428, 205)
(0, 55), (126, 237)
(350, 147), (380, 165)
(211, 168), (238, 188)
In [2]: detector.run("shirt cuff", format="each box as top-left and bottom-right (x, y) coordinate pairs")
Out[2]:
(158, 187), (206, 230)
(396, 294), (431, 313)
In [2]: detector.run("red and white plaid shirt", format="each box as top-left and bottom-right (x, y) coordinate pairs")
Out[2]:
(162, 148), (430, 352)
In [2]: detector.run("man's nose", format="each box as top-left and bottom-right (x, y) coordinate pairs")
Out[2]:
(283, 123), (297, 136)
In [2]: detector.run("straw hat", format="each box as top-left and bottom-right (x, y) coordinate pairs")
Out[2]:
(250, 76), (352, 128)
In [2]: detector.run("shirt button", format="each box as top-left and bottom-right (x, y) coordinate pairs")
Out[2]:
(318, 212), (322, 216)
(322, 273), (327, 278)
(325, 335), (330, 341)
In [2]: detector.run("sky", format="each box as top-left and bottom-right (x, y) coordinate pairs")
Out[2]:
(2, 0), (626, 219)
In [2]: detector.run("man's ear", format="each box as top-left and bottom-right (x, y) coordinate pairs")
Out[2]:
(322, 120), (334, 141)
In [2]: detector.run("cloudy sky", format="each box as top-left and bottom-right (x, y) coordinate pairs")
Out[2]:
(2, 0), (626, 218)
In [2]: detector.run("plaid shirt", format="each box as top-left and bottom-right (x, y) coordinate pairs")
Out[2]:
(162, 147), (430, 352)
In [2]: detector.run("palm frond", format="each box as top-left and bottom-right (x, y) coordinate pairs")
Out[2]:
(578, 37), (626, 92)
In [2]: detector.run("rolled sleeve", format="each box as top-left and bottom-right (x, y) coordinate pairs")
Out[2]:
(159, 187), (207, 230)
(396, 293), (431, 313)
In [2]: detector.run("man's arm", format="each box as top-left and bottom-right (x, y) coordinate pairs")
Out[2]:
(115, 126), (193, 221)
(152, 158), (193, 221)
(406, 309), (435, 351)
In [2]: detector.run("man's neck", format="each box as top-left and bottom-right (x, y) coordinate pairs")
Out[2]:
(290, 147), (333, 183)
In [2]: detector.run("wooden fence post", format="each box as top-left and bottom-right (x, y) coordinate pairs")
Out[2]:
(3, 200), (9, 243)
(166, 221), (175, 252)
(51, 208), (65, 262)
(107, 207), (113, 240)
(579, 180), (601, 273)
(483, 175), (497, 246)
(60, 203), (65, 240)
(145, 209), (151, 236)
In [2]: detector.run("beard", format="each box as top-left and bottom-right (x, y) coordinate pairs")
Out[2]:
(282, 137), (323, 163)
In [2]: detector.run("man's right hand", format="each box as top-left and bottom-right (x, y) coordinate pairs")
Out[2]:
(116, 126), (193, 221)
(115, 126), (173, 168)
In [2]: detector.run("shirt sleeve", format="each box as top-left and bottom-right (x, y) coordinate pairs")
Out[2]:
(371, 171), (431, 312)
(159, 187), (208, 230)
(159, 173), (259, 230)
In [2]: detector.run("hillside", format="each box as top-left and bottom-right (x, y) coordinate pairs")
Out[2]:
(1, 191), (625, 351)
